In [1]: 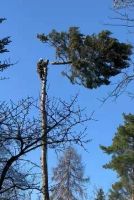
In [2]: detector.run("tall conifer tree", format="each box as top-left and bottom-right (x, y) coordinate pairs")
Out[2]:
(94, 188), (106, 200)
(50, 146), (89, 200)
(101, 114), (134, 200)
(37, 27), (132, 200)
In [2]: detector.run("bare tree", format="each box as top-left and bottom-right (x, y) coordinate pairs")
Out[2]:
(0, 98), (41, 199)
(50, 146), (89, 200)
(0, 18), (40, 199)
(0, 93), (90, 199)
(100, 0), (134, 101)
(110, 0), (134, 28)
(113, 0), (134, 9)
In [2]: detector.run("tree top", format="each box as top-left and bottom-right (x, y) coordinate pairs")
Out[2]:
(37, 27), (132, 89)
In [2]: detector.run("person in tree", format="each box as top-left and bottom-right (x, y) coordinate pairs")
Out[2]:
(37, 59), (49, 80)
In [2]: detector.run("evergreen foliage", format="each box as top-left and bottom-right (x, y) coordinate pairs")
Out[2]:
(100, 114), (134, 200)
(37, 27), (132, 89)
(50, 146), (89, 200)
(0, 18), (12, 73)
(0, 18), (6, 24)
(94, 188), (106, 200)
(108, 181), (130, 200)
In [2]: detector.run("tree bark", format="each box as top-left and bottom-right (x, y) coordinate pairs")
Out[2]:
(132, 186), (134, 200)
(37, 59), (49, 200)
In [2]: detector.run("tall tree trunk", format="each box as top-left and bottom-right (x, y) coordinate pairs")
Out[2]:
(37, 59), (49, 200)
(132, 187), (134, 200)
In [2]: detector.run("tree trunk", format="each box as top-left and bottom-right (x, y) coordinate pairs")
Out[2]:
(37, 59), (49, 200)
(0, 154), (20, 192)
(132, 187), (134, 200)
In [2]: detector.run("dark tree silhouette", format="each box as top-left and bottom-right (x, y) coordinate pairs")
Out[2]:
(94, 188), (106, 200)
(0, 95), (90, 199)
(0, 98), (41, 199)
(0, 18), (12, 75)
(100, 114), (134, 200)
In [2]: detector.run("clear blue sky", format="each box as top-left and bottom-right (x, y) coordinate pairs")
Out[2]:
(1, 0), (134, 199)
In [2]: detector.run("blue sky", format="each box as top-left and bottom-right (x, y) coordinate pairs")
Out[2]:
(1, 0), (134, 199)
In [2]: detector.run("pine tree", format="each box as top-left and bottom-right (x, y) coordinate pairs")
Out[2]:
(0, 18), (12, 74)
(50, 146), (89, 200)
(37, 27), (132, 89)
(94, 188), (106, 200)
(100, 114), (134, 200)
(108, 181), (130, 200)
(37, 27), (132, 200)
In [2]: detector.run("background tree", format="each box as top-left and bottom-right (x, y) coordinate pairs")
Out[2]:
(50, 146), (89, 200)
(0, 18), (12, 76)
(0, 95), (90, 199)
(0, 18), (37, 199)
(108, 181), (130, 200)
(100, 114), (134, 200)
(94, 188), (106, 200)
(0, 98), (41, 199)
(102, 0), (134, 100)
(113, 0), (134, 9)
